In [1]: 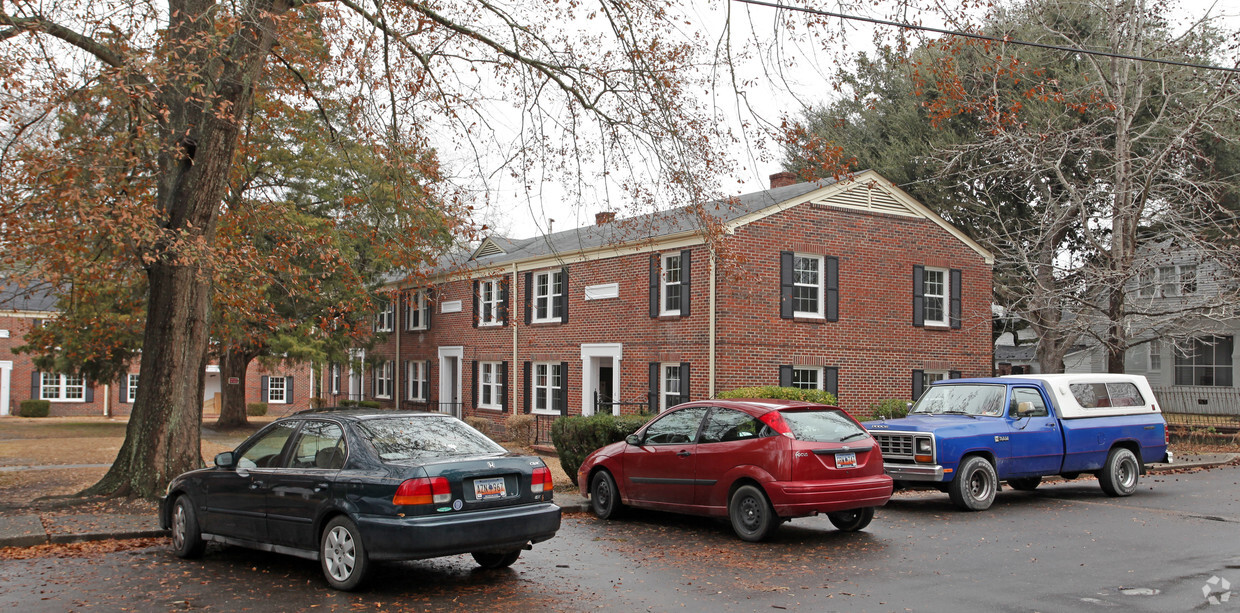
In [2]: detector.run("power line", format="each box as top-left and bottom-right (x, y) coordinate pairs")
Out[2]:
(734, 0), (1240, 75)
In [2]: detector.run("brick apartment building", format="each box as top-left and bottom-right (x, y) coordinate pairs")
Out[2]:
(0, 284), (314, 418)
(339, 171), (995, 433)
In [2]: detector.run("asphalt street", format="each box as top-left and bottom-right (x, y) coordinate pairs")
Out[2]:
(1, 465), (1237, 612)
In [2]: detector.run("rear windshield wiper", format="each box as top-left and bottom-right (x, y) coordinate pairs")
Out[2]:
(839, 431), (869, 442)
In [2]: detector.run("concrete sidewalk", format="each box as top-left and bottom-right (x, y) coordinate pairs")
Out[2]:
(0, 454), (1232, 549)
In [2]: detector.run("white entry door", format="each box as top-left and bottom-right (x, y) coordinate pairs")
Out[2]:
(0, 361), (11, 416)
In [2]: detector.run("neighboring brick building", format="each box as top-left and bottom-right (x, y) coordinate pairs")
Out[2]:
(344, 171), (994, 433)
(0, 284), (314, 418)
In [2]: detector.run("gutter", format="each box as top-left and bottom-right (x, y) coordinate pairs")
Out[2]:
(511, 262), (519, 416)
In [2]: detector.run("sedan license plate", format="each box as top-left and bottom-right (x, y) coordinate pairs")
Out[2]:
(835, 452), (857, 469)
(473, 477), (507, 500)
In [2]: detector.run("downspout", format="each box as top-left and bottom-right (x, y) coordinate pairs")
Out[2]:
(709, 246), (717, 398)
(393, 291), (401, 409)
(511, 263), (519, 416)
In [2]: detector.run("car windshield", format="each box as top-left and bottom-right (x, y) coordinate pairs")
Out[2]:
(356, 416), (507, 462)
(911, 384), (1006, 416)
(778, 409), (869, 443)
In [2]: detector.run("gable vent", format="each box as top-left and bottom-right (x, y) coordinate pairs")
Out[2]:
(823, 184), (921, 218)
(472, 239), (506, 259)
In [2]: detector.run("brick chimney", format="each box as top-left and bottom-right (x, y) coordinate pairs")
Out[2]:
(769, 171), (797, 189)
(595, 211), (617, 225)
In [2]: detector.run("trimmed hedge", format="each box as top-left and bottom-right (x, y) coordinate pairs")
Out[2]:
(464, 416), (492, 436)
(246, 402), (268, 417)
(506, 415), (535, 447)
(868, 398), (912, 420)
(551, 413), (652, 483)
(338, 399), (359, 408)
(718, 386), (837, 405)
(358, 400), (382, 409)
(18, 399), (50, 418)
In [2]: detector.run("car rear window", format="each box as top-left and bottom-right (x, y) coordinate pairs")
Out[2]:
(778, 409), (868, 443)
(357, 416), (506, 461)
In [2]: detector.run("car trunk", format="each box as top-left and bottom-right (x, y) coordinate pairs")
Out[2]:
(776, 409), (883, 481)
(391, 455), (541, 513)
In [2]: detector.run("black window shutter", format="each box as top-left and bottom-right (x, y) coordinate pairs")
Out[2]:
(826, 255), (839, 322)
(85, 383), (94, 403)
(471, 360), (478, 407)
(648, 362), (659, 411)
(680, 362), (691, 404)
(425, 288), (433, 330)
(120, 375), (129, 404)
(523, 272), (533, 325)
(949, 370), (962, 379)
(500, 361), (509, 410)
(912, 370), (924, 401)
(31, 370), (38, 398)
(402, 360), (409, 399)
(825, 367), (839, 398)
(779, 365), (793, 388)
(523, 361), (532, 414)
(371, 367), (377, 398)
(261, 375), (269, 401)
(499, 278), (510, 326)
(424, 360), (433, 402)
(559, 361), (569, 416)
(913, 265), (925, 327)
(780, 251), (794, 319)
(649, 255), (659, 318)
(558, 267), (568, 322)
(472, 280), (480, 328)
(288, 376), (295, 402)
(680, 250), (691, 317)
(950, 269), (962, 329)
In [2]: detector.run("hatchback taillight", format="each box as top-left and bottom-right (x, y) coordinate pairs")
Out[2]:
(393, 477), (451, 505)
(760, 412), (795, 438)
(531, 467), (552, 493)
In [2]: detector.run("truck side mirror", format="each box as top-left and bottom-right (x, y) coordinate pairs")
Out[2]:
(1015, 401), (1035, 418)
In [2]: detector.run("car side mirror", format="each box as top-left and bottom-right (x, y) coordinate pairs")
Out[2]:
(1015, 401), (1035, 418)
(625, 434), (642, 446)
(214, 451), (236, 468)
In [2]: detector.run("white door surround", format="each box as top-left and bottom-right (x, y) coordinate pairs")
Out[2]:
(581, 343), (623, 416)
(438, 346), (464, 419)
(0, 361), (11, 416)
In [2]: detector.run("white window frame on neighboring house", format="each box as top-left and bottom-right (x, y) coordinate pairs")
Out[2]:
(532, 362), (563, 414)
(374, 300), (394, 332)
(792, 254), (824, 318)
(660, 363), (683, 412)
(374, 361), (394, 399)
(478, 361), (503, 410)
(267, 376), (289, 404)
(921, 268), (949, 327)
(791, 366), (823, 390)
(1179, 264), (1198, 295)
(41, 373), (85, 402)
(406, 361), (427, 402)
(126, 373), (139, 402)
(660, 253), (682, 316)
(478, 279), (503, 327)
(531, 270), (564, 323)
(1158, 266), (1178, 298)
(1148, 339), (1162, 372)
(405, 289), (429, 331)
(1138, 268), (1156, 298)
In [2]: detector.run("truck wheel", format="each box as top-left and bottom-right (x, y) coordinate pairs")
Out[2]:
(827, 507), (875, 532)
(590, 470), (624, 519)
(729, 485), (778, 542)
(1008, 477), (1041, 491)
(948, 456), (997, 511)
(1099, 447), (1139, 497)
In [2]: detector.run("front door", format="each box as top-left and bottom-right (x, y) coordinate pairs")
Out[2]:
(1005, 387), (1065, 476)
(597, 366), (614, 414)
(203, 421), (298, 541)
(623, 406), (707, 510)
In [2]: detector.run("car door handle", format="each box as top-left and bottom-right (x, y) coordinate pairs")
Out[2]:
(677, 450), (691, 457)
(1044, 423), (1057, 429)
(314, 482), (330, 492)
(249, 481), (264, 489)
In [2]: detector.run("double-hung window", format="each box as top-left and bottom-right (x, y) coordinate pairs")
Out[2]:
(661, 363), (682, 412)
(661, 253), (682, 315)
(406, 361), (428, 401)
(405, 290), (429, 331)
(921, 268), (947, 326)
(1138, 269), (1156, 297)
(126, 373), (139, 402)
(532, 363), (563, 413)
(792, 255), (823, 317)
(478, 279), (503, 326)
(532, 271), (563, 323)
(41, 373), (85, 402)
(1159, 266), (1178, 298)
(478, 361), (503, 409)
(791, 366), (823, 390)
(374, 300), (394, 332)
(1179, 264), (1197, 295)
(267, 376), (288, 403)
(1148, 339), (1162, 372)
(373, 361), (394, 399)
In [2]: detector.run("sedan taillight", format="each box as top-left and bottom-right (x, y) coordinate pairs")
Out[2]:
(531, 467), (552, 493)
(393, 477), (451, 505)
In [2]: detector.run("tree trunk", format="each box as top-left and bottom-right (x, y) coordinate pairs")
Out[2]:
(82, 262), (211, 498)
(216, 349), (254, 428)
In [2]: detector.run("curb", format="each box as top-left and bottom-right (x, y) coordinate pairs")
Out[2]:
(48, 529), (168, 545)
(555, 496), (591, 513)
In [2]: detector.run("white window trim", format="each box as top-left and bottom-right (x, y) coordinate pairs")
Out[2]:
(923, 370), (949, 389)
(922, 267), (949, 327)
(531, 271), (563, 324)
(126, 373), (139, 402)
(791, 366), (824, 390)
(478, 279), (503, 327)
(405, 290), (429, 331)
(1148, 340), (1162, 372)
(374, 361), (394, 400)
(375, 300), (394, 332)
(329, 364), (341, 395)
(660, 363), (682, 412)
(1178, 264), (1197, 296)
(660, 253), (682, 317)
(793, 254), (825, 319)
(267, 376), (289, 404)
(532, 362), (563, 415)
(478, 361), (503, 410)
(41, 373), (86, 403)
(406, 361), (427, 402)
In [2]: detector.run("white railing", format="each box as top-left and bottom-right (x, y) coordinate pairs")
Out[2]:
(1151, 386), (1240, 416)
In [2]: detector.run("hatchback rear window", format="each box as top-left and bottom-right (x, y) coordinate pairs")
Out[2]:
(357, 416), (506, 461)
(779, 409), (868, 443)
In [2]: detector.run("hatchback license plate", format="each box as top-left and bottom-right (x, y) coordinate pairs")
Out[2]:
(474, 477), (507, 500)
(835, 452), (857, 468)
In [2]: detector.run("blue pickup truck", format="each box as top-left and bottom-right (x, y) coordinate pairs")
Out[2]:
(863, 374), (1170, 511)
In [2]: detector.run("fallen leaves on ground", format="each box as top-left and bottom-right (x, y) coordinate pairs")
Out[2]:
(0, 537), (165, 560)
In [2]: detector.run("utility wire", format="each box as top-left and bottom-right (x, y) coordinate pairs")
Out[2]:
(734, 0), (1240, 74)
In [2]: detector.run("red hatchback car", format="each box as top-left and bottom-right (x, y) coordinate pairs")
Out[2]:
(577, 399), (893, 541)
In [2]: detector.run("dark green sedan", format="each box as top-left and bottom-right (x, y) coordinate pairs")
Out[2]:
(160, 409), (561, 590)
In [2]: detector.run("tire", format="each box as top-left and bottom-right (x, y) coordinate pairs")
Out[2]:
(1008, 477), (1042, 491)
(728, 484), (778, 542)
(827, 507), (875, 532)
(1098, 447), (1139, 497)
(472, 550), (521, 569)
(948, 456), (998, 511)
(321, 516), (370, 591)
(590, 470), (624, 520)
(170, 495), (206, 559)
(1060, 472), (1080, 480)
